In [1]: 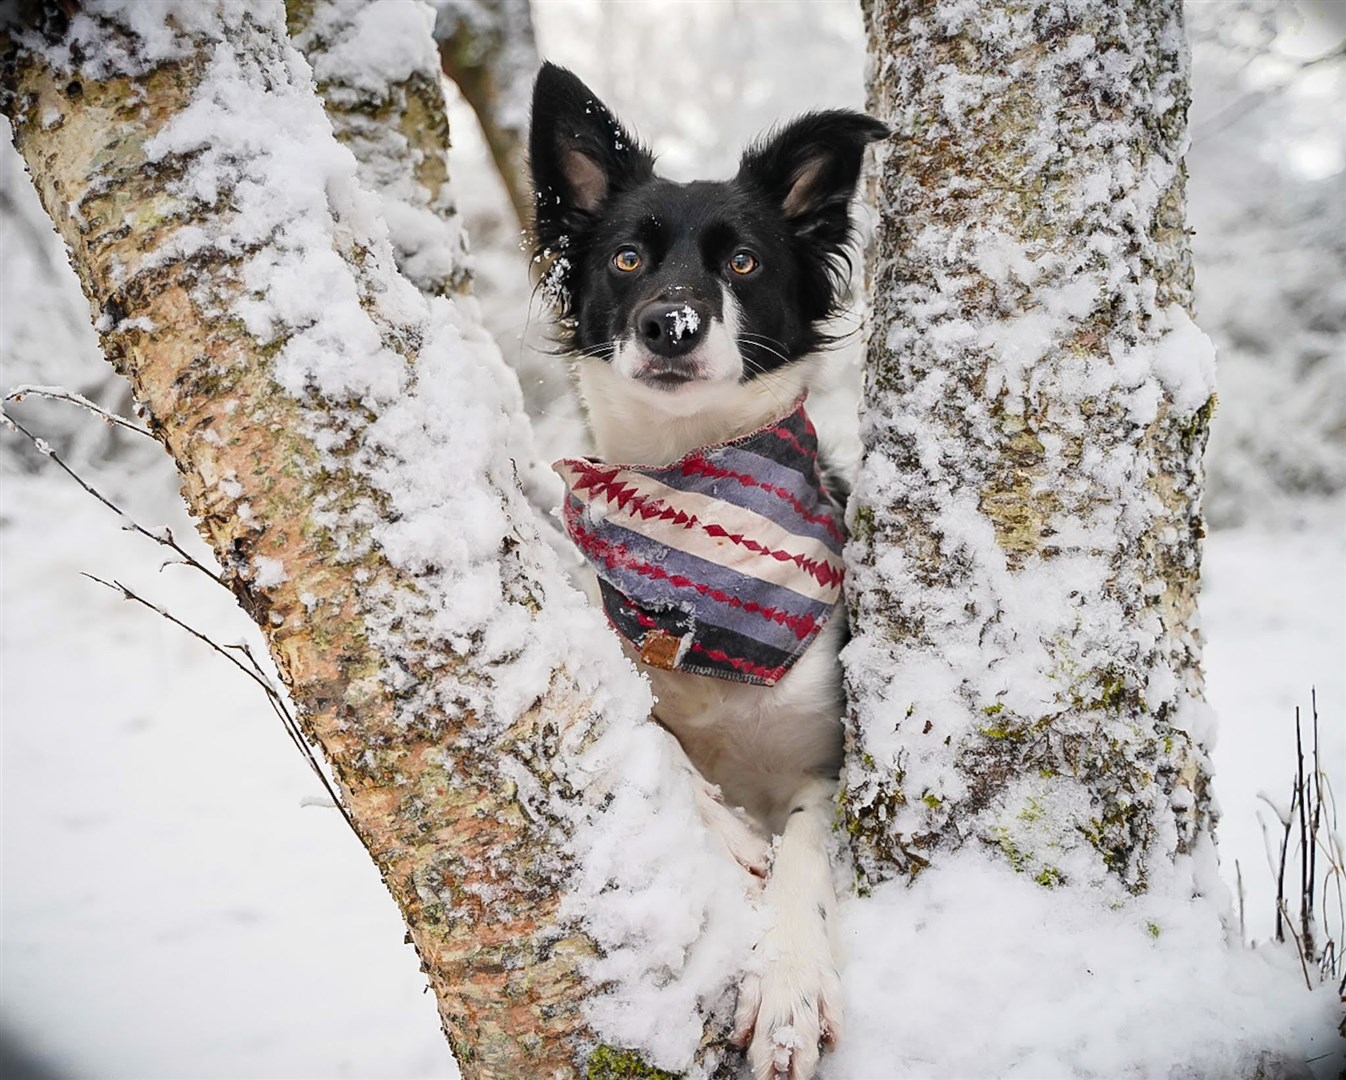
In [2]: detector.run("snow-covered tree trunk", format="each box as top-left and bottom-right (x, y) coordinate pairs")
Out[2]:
(431, 0), (537, 229)
(845, 0), (1216, 896)
(0, 5), (747, 1075)
(286, 0), (471, 297)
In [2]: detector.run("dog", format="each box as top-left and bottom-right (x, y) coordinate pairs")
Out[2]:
(529, 62), (887, 1080)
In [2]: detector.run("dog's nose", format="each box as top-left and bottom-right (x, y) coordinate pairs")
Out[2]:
(636, 300), (708, 358)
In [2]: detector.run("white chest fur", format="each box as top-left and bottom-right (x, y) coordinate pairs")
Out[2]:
(639, 616), (845, 835)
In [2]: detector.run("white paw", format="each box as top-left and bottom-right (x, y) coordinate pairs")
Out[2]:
(732, 951), (842, 1080)
(695, 783), (771, 879)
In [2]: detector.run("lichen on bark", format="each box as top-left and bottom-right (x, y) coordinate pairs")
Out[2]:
(845, 0), (1216, 897)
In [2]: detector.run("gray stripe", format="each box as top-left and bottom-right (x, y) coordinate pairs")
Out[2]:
(645, 445), (843, 552)
(576, 509), (833, 653)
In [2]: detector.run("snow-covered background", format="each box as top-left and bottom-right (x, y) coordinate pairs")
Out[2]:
(2, 1), (1342, 1076)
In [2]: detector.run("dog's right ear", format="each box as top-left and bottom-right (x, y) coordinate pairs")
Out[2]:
(529, 63), (654, 248)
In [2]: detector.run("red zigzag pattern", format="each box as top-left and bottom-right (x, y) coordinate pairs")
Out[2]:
(567, 515), (822, 641)
(679, 452), (846, 545)
(571, 466), (843, 591)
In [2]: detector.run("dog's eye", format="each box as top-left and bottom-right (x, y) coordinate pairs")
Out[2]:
(612, 248), (642, 272)
(729, 251), (758, 275)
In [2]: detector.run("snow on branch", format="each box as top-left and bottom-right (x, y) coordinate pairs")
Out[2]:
(287, 0), (473, 298)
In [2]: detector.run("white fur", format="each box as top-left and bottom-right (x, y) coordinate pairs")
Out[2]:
(579, 288), (819, 464)
(610, 287), (743, 392)
(573, 297), (845, 1079)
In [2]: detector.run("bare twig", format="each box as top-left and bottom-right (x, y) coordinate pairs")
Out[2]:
(1262, 691), (1345, 1003)
(81, 573), (357, 837)
(1192, 38), (1346, 147)
(1318, 770), (1346, 985)
(1278, 897), (1314, 992)
(1, 406), (224, 585)
(1275, 768), (1294, 944)
(1297, 709), (1315, 960)
(1236, 859), (1246, 945)
(4, 400), (359, 838)
(1308, 690), (1322, 959)
(5, 384), (154, 439)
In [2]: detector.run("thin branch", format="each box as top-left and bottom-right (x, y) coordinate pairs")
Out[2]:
(1235, 859), (1246, 945)
(1, 406), (224, 585)
(1192, 38), (1346, 147)
(81, 573), (358, 837)
(1297, 709), (1314, 961)
(1316, 770), (1346, 985)
(5, 383), (154, 439)
(1309, 689), (1322, 952)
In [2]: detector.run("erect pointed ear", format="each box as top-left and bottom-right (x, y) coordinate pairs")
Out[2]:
(528, 63), (655, 247)
(736, 111), (889, 246)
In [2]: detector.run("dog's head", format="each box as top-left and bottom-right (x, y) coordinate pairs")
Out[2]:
(529, 63), (887, 416)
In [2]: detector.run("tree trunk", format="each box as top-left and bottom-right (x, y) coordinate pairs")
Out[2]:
(0, 4), (713, 1075)
(286, 0), (471, 298)
(432, 0), (538, 231)
(845, 0), (1216, 896)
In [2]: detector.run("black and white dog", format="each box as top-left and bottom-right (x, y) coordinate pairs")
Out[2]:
(530, 63), (886, 1080)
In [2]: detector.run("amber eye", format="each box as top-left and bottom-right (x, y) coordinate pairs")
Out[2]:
(729, 251), (758, 275)
(613, 248), (642, 272)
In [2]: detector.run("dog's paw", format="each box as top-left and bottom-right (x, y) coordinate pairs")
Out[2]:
(732, 957), (842, 1080)
(694, 782), (771, 879)
(714, 803), (772, 880)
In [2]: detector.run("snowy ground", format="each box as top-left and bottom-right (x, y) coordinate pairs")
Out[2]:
(0, 468), (456, 1079)
(2, 442), (1340, 1076)
(1203, 499), (1346, 950)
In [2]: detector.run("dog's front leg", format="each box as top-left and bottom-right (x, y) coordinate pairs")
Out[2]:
(657, 726), (771, 880)
(734, 777), (843, 1080)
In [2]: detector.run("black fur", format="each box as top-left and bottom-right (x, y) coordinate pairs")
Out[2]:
(529, 63), (888, 377)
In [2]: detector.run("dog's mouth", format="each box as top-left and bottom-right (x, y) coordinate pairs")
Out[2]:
(639, 369), (697, 390)
(633, 356), (702, 390)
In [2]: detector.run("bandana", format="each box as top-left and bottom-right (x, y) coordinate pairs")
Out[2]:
(554, 398), (846, 687)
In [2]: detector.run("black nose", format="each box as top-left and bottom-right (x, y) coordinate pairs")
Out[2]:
(636, 300), (708, 358)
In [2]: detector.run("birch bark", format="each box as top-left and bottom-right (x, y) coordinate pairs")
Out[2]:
(845, 0), (1216, 897)
(0, 4), (693, 1075)
(286, 0), (471, 298)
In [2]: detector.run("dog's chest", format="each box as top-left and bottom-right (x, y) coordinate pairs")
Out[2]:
(640, 616), (845, 832)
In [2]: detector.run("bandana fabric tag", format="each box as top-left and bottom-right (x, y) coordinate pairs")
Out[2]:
(554, 398), (846, 687)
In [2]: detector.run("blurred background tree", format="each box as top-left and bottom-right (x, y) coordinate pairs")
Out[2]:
(1185, 0), (1346, 526)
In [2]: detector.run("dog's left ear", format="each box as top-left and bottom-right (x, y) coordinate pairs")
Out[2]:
(736, 111), (890, 247)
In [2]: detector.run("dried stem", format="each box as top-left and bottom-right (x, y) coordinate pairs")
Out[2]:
(1266, 691), (1345, 997)
(1308, 690), (1321, 959)
(5, 383), (154, 439)
(1278, 897), (1314, 992)
(1, 407), (223, 585)
(1275, 767), (1294, 944)
(81, 572), (355, 836)
(1236, 859), (1246, 944)
(1297, 709), (1314, 959)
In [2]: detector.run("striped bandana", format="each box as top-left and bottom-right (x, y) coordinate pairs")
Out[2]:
(554, 397), (845, 687)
